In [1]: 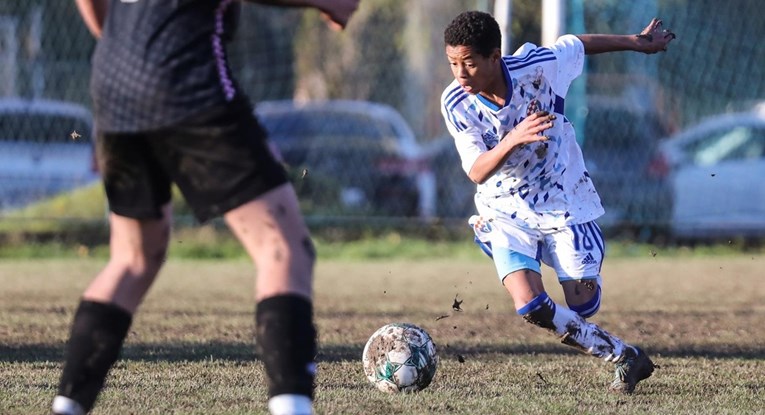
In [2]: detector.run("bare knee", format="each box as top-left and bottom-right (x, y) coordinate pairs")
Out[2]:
(109, 218), (170, 277)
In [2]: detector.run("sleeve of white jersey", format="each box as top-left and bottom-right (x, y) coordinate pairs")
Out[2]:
(440, 87), (486, 175)
(545, 34), (585, 97)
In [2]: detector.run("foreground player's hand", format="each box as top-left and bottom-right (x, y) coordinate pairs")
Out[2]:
(505, 111), (556, 146)
(636, 18), (676, 53)
(319, 0), (360, 31)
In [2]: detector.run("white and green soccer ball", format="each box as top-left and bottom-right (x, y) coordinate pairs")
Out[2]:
(362, 322), (439, 393)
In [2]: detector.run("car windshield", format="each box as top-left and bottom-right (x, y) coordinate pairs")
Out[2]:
(259, 110), (397, 143)
(688, 125), (765, 166)
(0, 113), (91, 143)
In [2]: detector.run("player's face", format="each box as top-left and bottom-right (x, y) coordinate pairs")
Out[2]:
(445, 45), (500, 95)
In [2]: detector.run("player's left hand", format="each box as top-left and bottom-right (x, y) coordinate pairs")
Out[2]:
(636, 18), (676, 54)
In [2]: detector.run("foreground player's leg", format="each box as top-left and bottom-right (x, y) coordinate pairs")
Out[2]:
(53, 207), (172, 414)
(225, 183), (317, 415)
(504, 269), (654, 393)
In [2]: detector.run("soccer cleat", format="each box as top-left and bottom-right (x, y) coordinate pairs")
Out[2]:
(609, 346), (655, 394)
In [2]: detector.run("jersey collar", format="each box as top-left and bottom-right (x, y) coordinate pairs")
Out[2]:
(476, 58), (513, 112)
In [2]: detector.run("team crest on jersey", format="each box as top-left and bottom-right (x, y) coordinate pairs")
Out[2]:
(482, 130), (499, 149)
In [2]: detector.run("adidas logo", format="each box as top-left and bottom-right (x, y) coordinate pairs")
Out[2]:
(581, 252), (597, 265)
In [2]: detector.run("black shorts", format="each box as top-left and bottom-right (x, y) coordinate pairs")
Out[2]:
(96, 98), (289, 223)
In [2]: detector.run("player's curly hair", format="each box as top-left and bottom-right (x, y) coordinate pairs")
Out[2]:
(444, 11), (501, 58)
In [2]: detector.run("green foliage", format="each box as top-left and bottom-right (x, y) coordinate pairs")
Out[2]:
(1, 183), (106, 221)
(293, 0), (407, 108)
(1, 183), (761, 261)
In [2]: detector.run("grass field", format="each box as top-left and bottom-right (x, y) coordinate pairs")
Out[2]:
(2, 253), (764, 414)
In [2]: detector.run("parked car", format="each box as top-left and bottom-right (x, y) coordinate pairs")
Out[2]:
(655, 105), (765, 240)
(580, 95), (674, 235)
(0, 98), (98, 210)
(254, 100), (435, 218)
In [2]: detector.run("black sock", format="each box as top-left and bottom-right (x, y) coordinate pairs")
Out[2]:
(57, 300), (132, 412)
(255, 295), (317, 399)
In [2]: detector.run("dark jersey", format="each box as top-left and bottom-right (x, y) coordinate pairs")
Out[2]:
(91, 0), (242, 133)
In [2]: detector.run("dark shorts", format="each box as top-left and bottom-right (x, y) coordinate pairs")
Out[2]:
(96, 98), (289, 223)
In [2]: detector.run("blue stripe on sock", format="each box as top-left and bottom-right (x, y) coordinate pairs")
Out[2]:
(517, 292), (550, 315)
(568, 285), (601, 318)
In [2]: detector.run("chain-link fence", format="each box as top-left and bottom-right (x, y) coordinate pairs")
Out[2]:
(0, 0), (763, 244)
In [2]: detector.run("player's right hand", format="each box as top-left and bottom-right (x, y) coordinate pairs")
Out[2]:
(505, 111), (556, 146)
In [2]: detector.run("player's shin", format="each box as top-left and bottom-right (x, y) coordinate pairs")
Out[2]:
(54, 300), (133, 414)
(518, 292), (632, 362)
(255, 294), (317, 412)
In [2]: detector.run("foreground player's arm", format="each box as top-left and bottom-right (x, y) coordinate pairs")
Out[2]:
(577, 18), (676, 55)
(75, 0), (108, 38)
(467, 112), (555, 184)
(245, 0), (359, 30)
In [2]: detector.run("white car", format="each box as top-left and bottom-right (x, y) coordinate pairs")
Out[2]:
(0, 98), (98, 210)
(656, 105), (765, 239)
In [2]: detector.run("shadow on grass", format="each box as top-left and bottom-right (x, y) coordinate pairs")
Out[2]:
(3, 341), (765, 364)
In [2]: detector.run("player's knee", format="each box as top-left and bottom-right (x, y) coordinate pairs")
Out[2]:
(517, 292), (556, 330)
(567, 284), (601, 318)
(113, 245), (167, 277)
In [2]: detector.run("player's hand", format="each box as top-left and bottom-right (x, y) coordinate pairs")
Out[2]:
(636, 18), (676, 54)
(319, 0), (360, 31)
(504, 111), (556, 146)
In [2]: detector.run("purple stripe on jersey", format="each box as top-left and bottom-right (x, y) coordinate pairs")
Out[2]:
(445, 85), (465, 107)
(443, 85), (469, 131)
(554, 95), (565, 114)
(506, 56), (556, 71)
(502, 49), (553, 70)
(503, 48), (553, 64)
(447, 92), (468, 112)
(213, 0), (236, 101)
(446, 111), (465, 132)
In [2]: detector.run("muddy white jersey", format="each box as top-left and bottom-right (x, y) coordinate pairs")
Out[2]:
(441, 34), (604, 230)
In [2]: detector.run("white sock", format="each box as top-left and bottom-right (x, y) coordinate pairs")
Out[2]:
(550, 300), (630, 362)
(52, 396), (85, 415)
(268, 394), (313, 415)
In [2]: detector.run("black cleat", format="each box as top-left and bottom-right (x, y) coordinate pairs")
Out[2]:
(609, 346), (655, 394)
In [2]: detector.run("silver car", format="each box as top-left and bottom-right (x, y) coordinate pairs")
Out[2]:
(255, 100), (436, 219)
(0, 98), (97, 210)
(656, 104), (765, 240)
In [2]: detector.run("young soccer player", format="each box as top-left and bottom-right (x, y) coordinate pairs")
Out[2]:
(51, 1), (359, 414)
(441, 11), (675, 393)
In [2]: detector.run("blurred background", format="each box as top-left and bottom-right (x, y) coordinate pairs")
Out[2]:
(0, 0), (763, 249)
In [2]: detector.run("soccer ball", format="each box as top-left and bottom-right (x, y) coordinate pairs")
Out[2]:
(362, 322), (439, 393)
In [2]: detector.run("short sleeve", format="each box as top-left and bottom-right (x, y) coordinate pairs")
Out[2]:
(452, 127), (486, 175)
(545, 34), (585, 96)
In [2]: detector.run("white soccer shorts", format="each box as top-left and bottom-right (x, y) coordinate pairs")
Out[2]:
(470, 215), (605, 283)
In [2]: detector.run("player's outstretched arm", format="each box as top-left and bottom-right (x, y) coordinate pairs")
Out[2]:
(75, 0), (108, 38)
(576, 18), (676, 55)
(245, 0), (359, 30)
